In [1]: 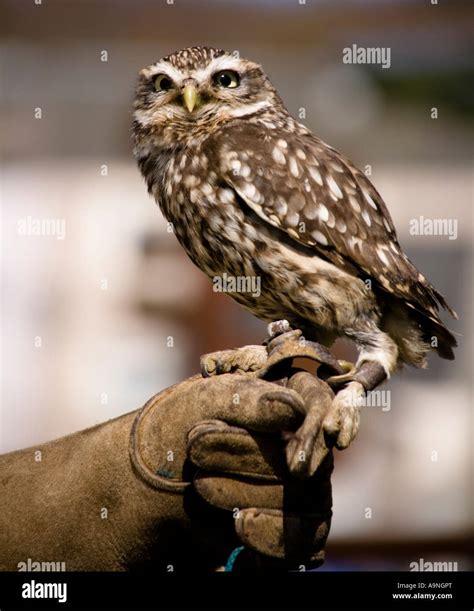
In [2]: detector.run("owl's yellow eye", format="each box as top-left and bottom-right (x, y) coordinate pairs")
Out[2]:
(154, 74), (173, 92)
(213, 70), (240, 89)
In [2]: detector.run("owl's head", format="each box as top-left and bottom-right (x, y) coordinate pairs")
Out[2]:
(133, 46), (282, 146)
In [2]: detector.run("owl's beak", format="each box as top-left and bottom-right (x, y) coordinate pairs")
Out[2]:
(182, 83), (199, 113)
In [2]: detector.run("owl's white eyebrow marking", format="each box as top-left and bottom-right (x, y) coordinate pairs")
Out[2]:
(191, 55), (248, 83)
(145, 62), (185, 84)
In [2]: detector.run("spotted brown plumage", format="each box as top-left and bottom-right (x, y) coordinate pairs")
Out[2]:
(132, 46), (457, 393)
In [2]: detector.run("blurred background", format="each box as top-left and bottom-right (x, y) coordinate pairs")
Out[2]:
(1, 0), (472, 570)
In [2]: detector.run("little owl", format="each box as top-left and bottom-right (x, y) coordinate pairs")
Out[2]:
(132, 46), (456, 449)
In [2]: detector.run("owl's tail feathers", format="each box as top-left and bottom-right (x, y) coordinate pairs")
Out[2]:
(401, 298), (457, 362)
(432, 286), (458, 320)
(408, 303), (457, 361)
(424, 315), (457, 360)
(408, 277), (458, 359)
(424, 285), (458, 360)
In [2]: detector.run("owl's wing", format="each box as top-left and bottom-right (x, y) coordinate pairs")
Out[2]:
(210, 121), (455, 321)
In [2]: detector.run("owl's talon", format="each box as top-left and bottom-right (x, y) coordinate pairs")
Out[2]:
(216, 359), (226, 375)
(337, 360), (356, 375)
(201, 363), (212, 378)
(200, 351), (226, 377)
(325, 361), (357, 390)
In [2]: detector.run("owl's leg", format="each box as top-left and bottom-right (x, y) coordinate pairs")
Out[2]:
(324, 328), (398, 449)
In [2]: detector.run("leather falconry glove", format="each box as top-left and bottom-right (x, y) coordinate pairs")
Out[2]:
(0, 331), (345, 572)
(192, 327), (346, 570)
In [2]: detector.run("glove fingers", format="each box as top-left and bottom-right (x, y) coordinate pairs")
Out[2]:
(193, 474), (284, 511)
(188, 422), (287, 480)
(235, 507), (331, 565)
(193, 458), (333, 514)
(194, 375), (306, 433)
(285, 372), (335, 477)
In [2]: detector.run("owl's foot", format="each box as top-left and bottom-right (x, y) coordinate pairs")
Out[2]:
(323, 381), (364, 449)
(322, 360), (356, 389)
(323, 360), (387, 449)
(200, 345), (268, 377)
